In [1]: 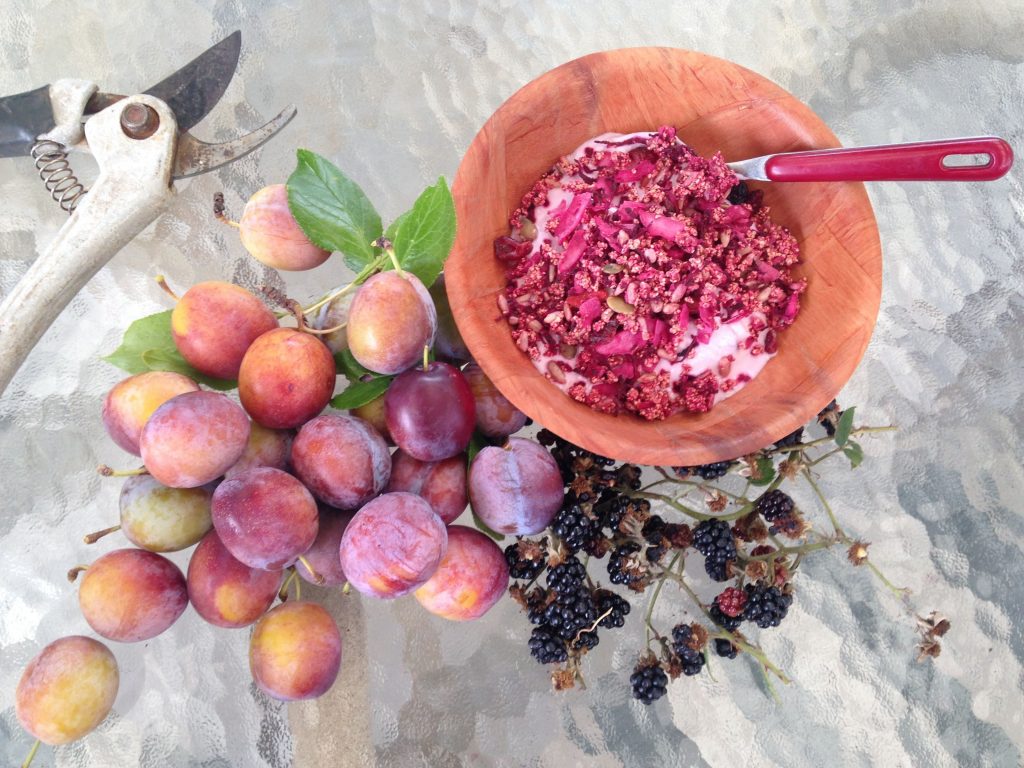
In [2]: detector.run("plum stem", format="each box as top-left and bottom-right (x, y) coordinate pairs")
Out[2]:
(155, 275), (180, 302)
(297, 555), (324, 585)
(342, 581), (351, 595)
(21, 739), (40, 768)
(278, 568), (297, 602)
(97, 465), (147, 478)
(294, 573), (302, 601)
(83, 524), (121, 545)
(301, 251), (388, 316)
(422, 345), (430, 372)
(213, 191), (240, 228)
(67, 565), (88, 583)
(372, 236), (404, 276)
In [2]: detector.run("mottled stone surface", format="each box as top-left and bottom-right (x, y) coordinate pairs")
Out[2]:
(1, 1), (1022, 766)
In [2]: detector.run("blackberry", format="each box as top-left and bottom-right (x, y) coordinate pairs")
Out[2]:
(714, 638), (738, 659)
(546, 558), (586, 596)
(551, 503), (598, 553)
(714, 587), (747, 618)
(692, 519), (737, 582)
(742, 583), (793, 628)
(607, 542), (644, 586)
(505, 542), (547, 581)
(773, 427), (804, 449)
(572, 630), (600, 652)
(525, 589), (551, 625)
(630, 662), (669, 704)
(641, 515), (667, 545)
(594, 590), (631, 629)
(755, 489), (795, 522)
(543, 586), (597, 640)
(727, 181), (750, 205)
(676, 461), (734, 481)
(645, 544), (667, 564)
(670, 624), (706, 676)
(528, 625), (569, 664)
(709, 602), (743, 632)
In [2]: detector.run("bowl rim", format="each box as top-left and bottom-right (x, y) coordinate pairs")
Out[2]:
(446, 46), (882, 466)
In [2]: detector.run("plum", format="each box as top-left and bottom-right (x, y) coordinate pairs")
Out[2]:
(415, 525), (509, 620)
(116, 474), (213, 552)
(78, 549), (188, 642)
(385, 362), (475, 462)
(385, 450), (467, 524)
(351, 392), (393, 444)
(291, 413), (391, 509)
(298, 507), (354, 586)
(225, 422), (293, 478)
(102, 371), (198, 455)
(171, 281), (278, 380)
(339, 492), (447, 598)
(139, 390), (250, 488)
(187, 530), (282, 628)
(429, 274), (470, 363)
(16, 636), (118, 746)
(313, 292), (352, 355)
(346, 271), (436, 375)
(469, 438), (563, 535)
(211, 467), (319, 571)
(249, 601), (342, 701)
(239, 184), (331, 271)
(462, 362), (527, 438)
(238, 328), (336, 429)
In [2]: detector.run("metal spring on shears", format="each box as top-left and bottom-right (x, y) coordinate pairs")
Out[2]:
(29, 139), (87, 214)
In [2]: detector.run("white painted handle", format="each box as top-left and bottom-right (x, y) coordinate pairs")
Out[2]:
(0, 95), (178, 395)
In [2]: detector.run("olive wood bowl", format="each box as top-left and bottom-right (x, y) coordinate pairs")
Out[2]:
(446, 48), (882, 466)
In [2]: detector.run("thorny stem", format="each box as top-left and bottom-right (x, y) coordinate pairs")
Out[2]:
(865, 560), (911, 600)
(739, 538), (839, 561)
(645, 553), (680, 648)
(21, 739), (40, 768)
(626, 490), (711, 521)
(801, 468), (845, 537)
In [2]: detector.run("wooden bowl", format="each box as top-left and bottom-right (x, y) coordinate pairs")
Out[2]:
(446, 48), (882, 466)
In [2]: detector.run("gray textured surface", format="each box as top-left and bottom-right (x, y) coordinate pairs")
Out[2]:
(1, 1), (1023, 766)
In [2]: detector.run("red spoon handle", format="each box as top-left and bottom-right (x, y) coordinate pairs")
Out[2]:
(764, 137), (1014, 182)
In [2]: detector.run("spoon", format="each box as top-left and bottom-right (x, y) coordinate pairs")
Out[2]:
(727, 136), (1013, 182)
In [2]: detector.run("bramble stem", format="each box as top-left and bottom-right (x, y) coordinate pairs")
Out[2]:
(21, 739), (40, 768)
(801, 468), (845, 537)
(644, 553), (680, 648)
(864, 560), (911, 600)
(626, 490), (710, 521)
(739, 538), (839, 561)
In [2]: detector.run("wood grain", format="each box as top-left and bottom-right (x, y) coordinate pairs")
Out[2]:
(446, 48), (882, 466)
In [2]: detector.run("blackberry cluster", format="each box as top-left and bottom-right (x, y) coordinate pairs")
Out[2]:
(743, 584), (793, 628)
(675, 461), (734, 481)
(529, 626), (569, 664)
(709, 602), (743, 631)
(542, 585), (597, 640)
(692, 519), (737, 581)
(546, 558), (586, 595)
(551, 502), (598, 553)
(630, 662), (669, 704)
(572, 631), (600, 652)
(595, 590), (631, 628)
(755, 490), (795, 522)
(714, 638), (738, 659)
(505, 542), (547, 581)
(670, 624), (706, 676)
(607, 542), (644, 586)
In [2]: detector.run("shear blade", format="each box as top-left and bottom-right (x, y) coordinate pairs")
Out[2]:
(172, 104), (297, 179)
(144, 30), (241, 133)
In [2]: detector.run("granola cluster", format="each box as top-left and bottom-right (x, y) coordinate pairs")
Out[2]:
(494, 126), (804, 419)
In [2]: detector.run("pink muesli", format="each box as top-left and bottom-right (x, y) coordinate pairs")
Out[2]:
(493, 126), (805, 420)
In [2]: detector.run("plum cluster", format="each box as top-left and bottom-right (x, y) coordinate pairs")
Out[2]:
(14, 186), (552, 763)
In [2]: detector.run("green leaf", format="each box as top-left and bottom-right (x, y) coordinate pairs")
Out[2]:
(472, 511), (505, 542)
(383, 209), (411, 243)
(102, 311), (175, 375)
(387, 177), (456, 287)
(749, 456), (777, 486)
(843, 440), (864, 469)
(834, 406), (856, 447)
(287, 149), (383, 271)
(103, 310), (235, 390)
(329, 377), (392, 410)
(466, 431), (487, 465)
(334, 349), (373, 383)
(140, 349), (236, 391)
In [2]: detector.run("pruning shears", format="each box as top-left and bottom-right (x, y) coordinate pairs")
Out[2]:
(0, 31), (296, 395)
